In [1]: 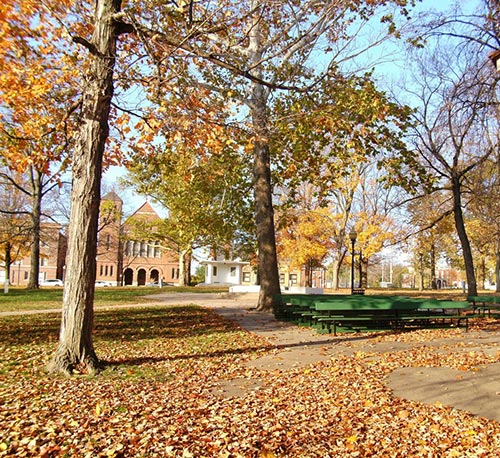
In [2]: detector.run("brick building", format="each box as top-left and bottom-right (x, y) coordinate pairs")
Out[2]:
(5, 192), (179, 287)
(5, 222), (67, 286)
(95, 192), (179, 286)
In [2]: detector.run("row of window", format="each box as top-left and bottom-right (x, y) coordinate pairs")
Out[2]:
(124, 241), (161, 258)
(99, 264), (114, 277)
(240, 272), (297, 284)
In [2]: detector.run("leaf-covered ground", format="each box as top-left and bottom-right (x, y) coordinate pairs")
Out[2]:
(1, 305), (500, 457)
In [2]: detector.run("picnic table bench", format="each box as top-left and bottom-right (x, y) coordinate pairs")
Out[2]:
(467, 295), (500, 317)
(313, 297), (469, 335)
(274, 293), (470, 335)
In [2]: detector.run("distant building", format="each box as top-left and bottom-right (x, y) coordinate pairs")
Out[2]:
(200, 257), (326, 291)
(6, 222), (67, 286)
(5, 192), (179, 287)
(200, 258), (250, 285)
(96, 192), (179, 286)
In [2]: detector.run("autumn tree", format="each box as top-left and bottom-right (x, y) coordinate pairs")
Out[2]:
(46, 0), (135, 375)
(403, 193), (456, 289)
(123, 90), (254, 286)
(120, 0), (418, 310)
(0, 166), (69, 289)
(0, 2), (78, 289)
(277, 207), (337, 288)
(384, 41), (499, 297)
(0, 174), (31, 292)
(466, 157), (500, 291)
(271, 71), (411, 290)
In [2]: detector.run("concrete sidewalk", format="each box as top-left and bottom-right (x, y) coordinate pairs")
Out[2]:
(150, 292), (500, 422)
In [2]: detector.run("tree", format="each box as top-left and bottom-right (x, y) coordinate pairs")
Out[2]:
(47, 0), (133, 375)
(404, 193), (456, 289)
(124, 91), (254, 286)
(0, 2), (77, 289)
(384, 43), (499, 297)
(277, 208), (337, 287)
(123, 0), (417, 310)
(466, 157), (500, 291)
(0, 166), (68, 289)
(0, 174), (31, 292)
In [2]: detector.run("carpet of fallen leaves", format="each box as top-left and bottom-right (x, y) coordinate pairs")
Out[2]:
(1, 305), (500, 457)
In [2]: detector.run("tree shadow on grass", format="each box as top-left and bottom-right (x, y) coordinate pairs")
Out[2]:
(103, 342), (276, 368)
(0, 305), (247, 347)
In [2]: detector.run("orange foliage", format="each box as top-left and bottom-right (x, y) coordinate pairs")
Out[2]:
(0, 1), (79, 175)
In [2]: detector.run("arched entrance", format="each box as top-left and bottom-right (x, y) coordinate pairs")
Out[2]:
(150, 269), (159, 284)
(123, 268), (133, 286)
(137, 268), (147, 286)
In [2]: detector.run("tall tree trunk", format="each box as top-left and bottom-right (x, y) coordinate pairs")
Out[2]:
(249, 7), (280, 311)
(330, 259), (340, 290)
(480, 256), (486, 290)
(360, 255), (368, 289)
(452, 176), (477, 296)
(3, 241), (11, 293)
(253, 105), (280, 310)
(47, 0), (124, 375)
(27, 168), (42, 289)
(178, 246), (192, 286)
(430, 243), (437, 289)
(185, 250), (192, 285)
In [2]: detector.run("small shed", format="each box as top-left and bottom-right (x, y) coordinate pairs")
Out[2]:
(200, 259), (249, 285)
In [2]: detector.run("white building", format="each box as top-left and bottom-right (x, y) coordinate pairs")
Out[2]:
(200, 258), (250, 286)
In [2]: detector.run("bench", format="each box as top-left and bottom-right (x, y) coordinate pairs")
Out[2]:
(312, 297), (470, 335)
(467, 295), (500, 317)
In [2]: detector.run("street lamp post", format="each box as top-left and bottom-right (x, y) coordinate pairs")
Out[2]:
(349, 230), (357, 295)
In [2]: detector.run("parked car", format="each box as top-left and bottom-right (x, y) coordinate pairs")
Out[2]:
(95, 280), (113, 287)
(40, 279), (64, 287)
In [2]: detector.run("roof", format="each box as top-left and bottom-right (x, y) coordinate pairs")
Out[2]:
(200, 259), (250, 266)
(102, 191), (123, 204)
(127, 201), (161, 222)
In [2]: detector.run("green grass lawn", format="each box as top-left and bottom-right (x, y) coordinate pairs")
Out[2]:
(0, 285), (229, 312)
(1, 300), (500, 456)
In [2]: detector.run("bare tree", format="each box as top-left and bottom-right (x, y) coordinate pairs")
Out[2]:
(389, 45), (499, 296)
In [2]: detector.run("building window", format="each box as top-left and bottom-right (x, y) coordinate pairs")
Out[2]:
(140, 242), (147, 257)
(100, 265), (104, 276)
(290, 274), (298, 285)
(105, 265), (109, 276)
(279, 273), (285, 284)
(212, 266), (217, 277)
(110, 265), (114, 277)
(40, 258), (47, 267)
(24, 271), (28, 280)
(230, 267), (236, 277)
(125, 240), (132, 256)
(133, 241), (139, 256)
(106, 234), (111, 250)
(154, 242), (161, 258)
(243, 272), (251, 283)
